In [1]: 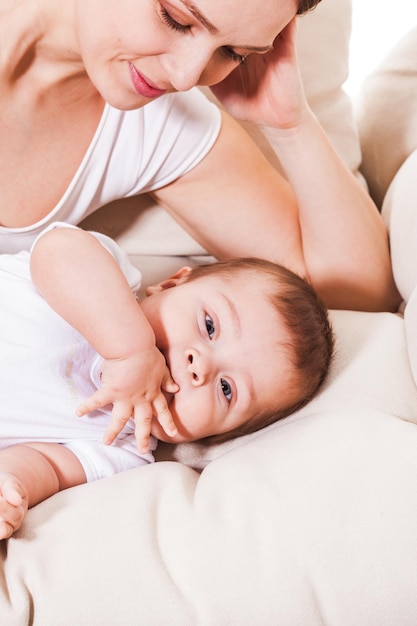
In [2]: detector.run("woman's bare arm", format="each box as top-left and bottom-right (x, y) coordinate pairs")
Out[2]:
(155, 19), (400, 312)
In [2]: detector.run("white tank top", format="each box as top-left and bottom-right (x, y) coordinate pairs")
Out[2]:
(0, 89), (221, 253)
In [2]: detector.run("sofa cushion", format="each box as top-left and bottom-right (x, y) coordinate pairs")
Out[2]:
(156, 308), (417, 469)
(357, 25), (417, 208)
(3, 414), (417, 625)
(382, 148), (417, 303)
(2, 309), (417, 624)
(385, 151), (417, 387)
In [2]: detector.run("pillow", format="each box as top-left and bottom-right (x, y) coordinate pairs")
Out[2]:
(4, 408), (417, 622)
(381, 148), (417, 302)
(156, 308), (417, 469)
(82, 0), (359, 259)
(405, 285), (417, 386)
(383, 149), (417, 386)
(296, 0), (360, 175)
(357, 25), (417, 209)
(3, 307), (417, 623)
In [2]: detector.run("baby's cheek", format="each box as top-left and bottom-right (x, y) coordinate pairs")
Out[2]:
(169, 393), (212, 442)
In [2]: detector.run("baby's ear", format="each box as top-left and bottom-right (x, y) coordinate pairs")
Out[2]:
(145, 266), (192, 296)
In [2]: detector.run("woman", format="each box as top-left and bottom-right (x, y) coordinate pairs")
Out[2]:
(0, 0), (399, 311)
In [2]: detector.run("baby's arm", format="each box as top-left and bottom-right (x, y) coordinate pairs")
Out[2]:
(30, 227), (178, 453)
(0, 443), (86, 539)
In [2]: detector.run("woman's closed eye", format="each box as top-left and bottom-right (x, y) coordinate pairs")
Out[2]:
(221, 47), (247, 65)
(160, 5), (246, 65)
(160, 6), (191, 33)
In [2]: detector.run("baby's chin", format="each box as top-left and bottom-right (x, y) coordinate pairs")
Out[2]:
(151, 408), (200, 446)
(158, 389), (207, 444)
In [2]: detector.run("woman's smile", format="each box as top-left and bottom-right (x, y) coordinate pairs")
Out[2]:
(128, 63), (167, 98)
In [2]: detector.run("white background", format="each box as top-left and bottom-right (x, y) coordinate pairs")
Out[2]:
(346, 0), (417, 98)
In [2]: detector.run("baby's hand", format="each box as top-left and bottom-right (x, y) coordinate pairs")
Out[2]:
(0, 473), (28, 539)
(77, 347), (179, 453)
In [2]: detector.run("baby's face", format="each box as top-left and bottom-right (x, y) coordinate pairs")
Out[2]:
(141, 271), (295, 443)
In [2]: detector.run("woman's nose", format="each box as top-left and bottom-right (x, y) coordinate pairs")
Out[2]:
(165, 53), (209, 92)
(162, 45), (222, 91)
(186, 350), (210, 386)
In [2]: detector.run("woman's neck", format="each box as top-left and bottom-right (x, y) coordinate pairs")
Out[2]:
(0, 0), (84, 87)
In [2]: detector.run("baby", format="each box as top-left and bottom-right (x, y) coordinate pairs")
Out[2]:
(0, 224), (334, 538)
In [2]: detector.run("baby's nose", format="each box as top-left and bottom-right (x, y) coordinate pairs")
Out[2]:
(186, 351), (210, 386)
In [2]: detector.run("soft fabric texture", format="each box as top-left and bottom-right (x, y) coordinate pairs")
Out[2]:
(4, 1), (417, 624)
(3, 309), (417, 625)
(155, 309), (417, 470)
(382, 149), (417, 395)
(357, 24), (417, 209)
(382, 149), (417, 303)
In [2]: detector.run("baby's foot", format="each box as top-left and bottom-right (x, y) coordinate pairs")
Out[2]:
(0, 473), (28, 539)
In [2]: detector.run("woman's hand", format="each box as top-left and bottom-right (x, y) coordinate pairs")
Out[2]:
(211, 18), (308, 129)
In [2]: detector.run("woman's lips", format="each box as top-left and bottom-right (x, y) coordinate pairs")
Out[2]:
(128, 63), (167, 98)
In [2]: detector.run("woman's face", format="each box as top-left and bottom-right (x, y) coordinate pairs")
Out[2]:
(76, 0), (298, 109)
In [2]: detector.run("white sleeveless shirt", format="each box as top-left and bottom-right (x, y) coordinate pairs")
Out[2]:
(0, 89), (221, 253)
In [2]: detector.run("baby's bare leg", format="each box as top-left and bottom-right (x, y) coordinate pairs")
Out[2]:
(0, 473), (28, 539)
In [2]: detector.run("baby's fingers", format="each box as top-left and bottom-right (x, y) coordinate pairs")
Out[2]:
(132, 404), (154, 454)
(103, 402), (134, 446)
(153, 394), (178, 439)
(76, 389), (112, 417)
(161, 368), (179, 394)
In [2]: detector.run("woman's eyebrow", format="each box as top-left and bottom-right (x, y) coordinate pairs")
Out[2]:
(178, 1), (273, 52)
(179, 1), (218, 33)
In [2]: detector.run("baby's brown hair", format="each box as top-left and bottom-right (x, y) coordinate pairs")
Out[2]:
(186, 257), (334, 443)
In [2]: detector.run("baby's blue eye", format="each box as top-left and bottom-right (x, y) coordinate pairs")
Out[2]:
(205, 315), (215, 339)
(221, 379), (232, 403)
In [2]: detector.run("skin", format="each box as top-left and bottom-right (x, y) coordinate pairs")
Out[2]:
(0, 228), (295, 539)
(141, 268), (296, 443)
(0, 0), (296, 222)
(0, 0), (402, 539)
(0, 0), (400, 310)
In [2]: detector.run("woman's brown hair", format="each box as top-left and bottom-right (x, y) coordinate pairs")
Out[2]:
(297, 0), (322, 15)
